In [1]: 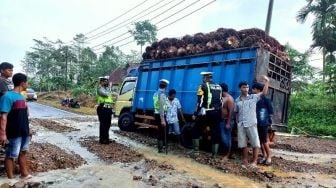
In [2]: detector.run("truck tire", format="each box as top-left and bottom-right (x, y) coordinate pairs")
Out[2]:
(118, 112), (134, 131)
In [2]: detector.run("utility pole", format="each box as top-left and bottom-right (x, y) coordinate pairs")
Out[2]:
(265, 0), (274, 35)
(65, 46), (68, 91)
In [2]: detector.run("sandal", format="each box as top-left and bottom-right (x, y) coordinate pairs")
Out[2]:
(241, 164), (248, 169)
(257, 158), (266, 164)
(264, 160), (272, 166)
(21, 174), (33, 180)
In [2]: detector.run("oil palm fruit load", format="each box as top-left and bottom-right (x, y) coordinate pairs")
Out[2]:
(142, 28), (289, 62)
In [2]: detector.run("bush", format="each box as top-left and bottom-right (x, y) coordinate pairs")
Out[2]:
(288, 83), (336, 137)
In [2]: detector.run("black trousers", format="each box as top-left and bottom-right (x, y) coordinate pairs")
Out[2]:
(97, 105), (112, 143)
(154, 114), (168, 144)
(192, 109), (222, 144)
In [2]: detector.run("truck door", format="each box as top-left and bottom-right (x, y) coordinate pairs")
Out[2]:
(115, 77), (137, 116)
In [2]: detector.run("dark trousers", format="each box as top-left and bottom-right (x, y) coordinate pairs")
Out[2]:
(97, 105), (112, 143)
(192, 109), (222, 144)
(154, 114), (168, 144)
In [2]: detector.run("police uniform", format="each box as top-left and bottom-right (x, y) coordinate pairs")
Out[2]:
(192, 72), (222, 158)
(153, 79), (169, 153)
(97, 76), (113, 144)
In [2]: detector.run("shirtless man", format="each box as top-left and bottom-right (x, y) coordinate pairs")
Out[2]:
(219, 83), (235, 160)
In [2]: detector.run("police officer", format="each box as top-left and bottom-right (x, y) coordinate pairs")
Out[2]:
(192, 72), (222, 158)
(153, 79), (169, 153)
(97, 76), (113, 144)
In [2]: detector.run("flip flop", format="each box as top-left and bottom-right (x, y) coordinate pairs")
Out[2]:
(249, 163), (258, 168)
(241, 164), (248, 169)
(264, 160), (272, 166)
(257, 159), (266, 164)
(20, 174), (33, 180)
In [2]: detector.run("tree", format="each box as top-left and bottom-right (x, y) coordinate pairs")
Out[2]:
(285, 44), (316, 92)
(129, 20), (157, 54)
(297, 0), (336, 82)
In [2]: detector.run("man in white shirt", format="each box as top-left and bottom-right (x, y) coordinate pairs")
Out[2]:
(235, 75), (270, 168)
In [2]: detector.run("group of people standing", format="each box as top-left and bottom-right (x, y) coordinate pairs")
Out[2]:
(0, 62), (31, 179)
(154, 72), (273, 168)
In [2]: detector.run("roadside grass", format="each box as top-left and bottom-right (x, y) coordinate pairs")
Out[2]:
(37, 99), (96, 115)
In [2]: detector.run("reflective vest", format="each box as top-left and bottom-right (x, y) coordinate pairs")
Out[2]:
(97, 87), (113, 104)
(199, 81), (222, 109)
(153, 90), (167, 114)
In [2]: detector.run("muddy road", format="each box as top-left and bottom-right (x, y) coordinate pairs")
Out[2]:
(0, 103), (335, 187)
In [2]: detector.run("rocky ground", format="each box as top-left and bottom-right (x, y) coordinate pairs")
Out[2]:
(115, 129), (336, 187)
(271, 135), (336, 154)
(1, 116), (335, 187)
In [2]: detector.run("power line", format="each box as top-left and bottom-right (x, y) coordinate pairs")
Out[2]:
(85, 0), (149, 36)
(92, 0), (200, 50)
(90, 0), (187, 48)
(158, 0), (216, 30)
(87, 0), (172, 41)
(94, 0), (216, 52)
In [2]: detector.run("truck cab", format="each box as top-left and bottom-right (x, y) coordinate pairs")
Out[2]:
(114, 76), (137, 130)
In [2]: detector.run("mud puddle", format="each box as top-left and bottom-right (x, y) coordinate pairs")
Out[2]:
(79, 136), (263, 188)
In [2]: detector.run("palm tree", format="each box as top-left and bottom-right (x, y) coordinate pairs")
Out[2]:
(296, 0), (336, 82)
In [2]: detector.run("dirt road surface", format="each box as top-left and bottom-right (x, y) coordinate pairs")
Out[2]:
(0, 103), (335, 187)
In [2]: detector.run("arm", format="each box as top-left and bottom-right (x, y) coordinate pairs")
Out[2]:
(176, 99), (185, 122)
(193, 84), (205, 120)
(0, 81), (8, 97)
(97, 87), (110, 97)
(178, 108), (186, 123)
(226, 97), (234, 129)
(261, 75), (270, 96)
(0, 113), (7, 145)
(159, 93), (166, 126)
(234, 100), (239, 123)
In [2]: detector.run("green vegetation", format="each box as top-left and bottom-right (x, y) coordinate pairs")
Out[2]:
(287, 1), (336, 137)
(288, 82), (336, 137)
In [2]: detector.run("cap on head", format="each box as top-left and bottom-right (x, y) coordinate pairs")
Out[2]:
(159, 79), (169, 86)
(99, 76), (109, 81)
(200, 72), (213, 77)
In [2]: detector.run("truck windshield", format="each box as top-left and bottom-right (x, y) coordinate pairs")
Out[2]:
(120, 81), (136, 95)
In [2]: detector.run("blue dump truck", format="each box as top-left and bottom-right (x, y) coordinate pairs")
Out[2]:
(115, 47), (291, 142)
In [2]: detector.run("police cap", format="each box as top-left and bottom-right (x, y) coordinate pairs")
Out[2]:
(200, 72), (213, 77)
(159, 79), (169, 86)
(99, 76), (109, 81)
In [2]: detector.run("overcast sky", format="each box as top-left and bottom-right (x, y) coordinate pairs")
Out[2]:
(0, 0), (320, 73)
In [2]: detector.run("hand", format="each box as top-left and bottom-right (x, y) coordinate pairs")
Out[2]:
(161, 121), (166, 127)
(192, 115), (196, 121)
(262, 75), (269, 82)
(0, 134), (7, 146)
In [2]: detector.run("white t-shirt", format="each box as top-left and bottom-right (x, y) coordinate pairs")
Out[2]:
(166, 98), (182, 124)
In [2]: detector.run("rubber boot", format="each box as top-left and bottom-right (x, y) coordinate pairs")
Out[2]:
(176, 135), (184, 149)
(192, 139), (200, 157)
(211, 144), (219, 159)
(158, 140), (164, 153)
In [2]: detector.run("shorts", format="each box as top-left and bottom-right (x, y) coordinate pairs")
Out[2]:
(219, 120), (234, 150)
(168, 122), (181, 135)
(238, 124), (260, 148)
(258, 125), (269, 144)
(5, 136), (30, 158)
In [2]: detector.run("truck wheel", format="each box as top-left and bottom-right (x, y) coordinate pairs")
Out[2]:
(118, 112), (134, 131)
